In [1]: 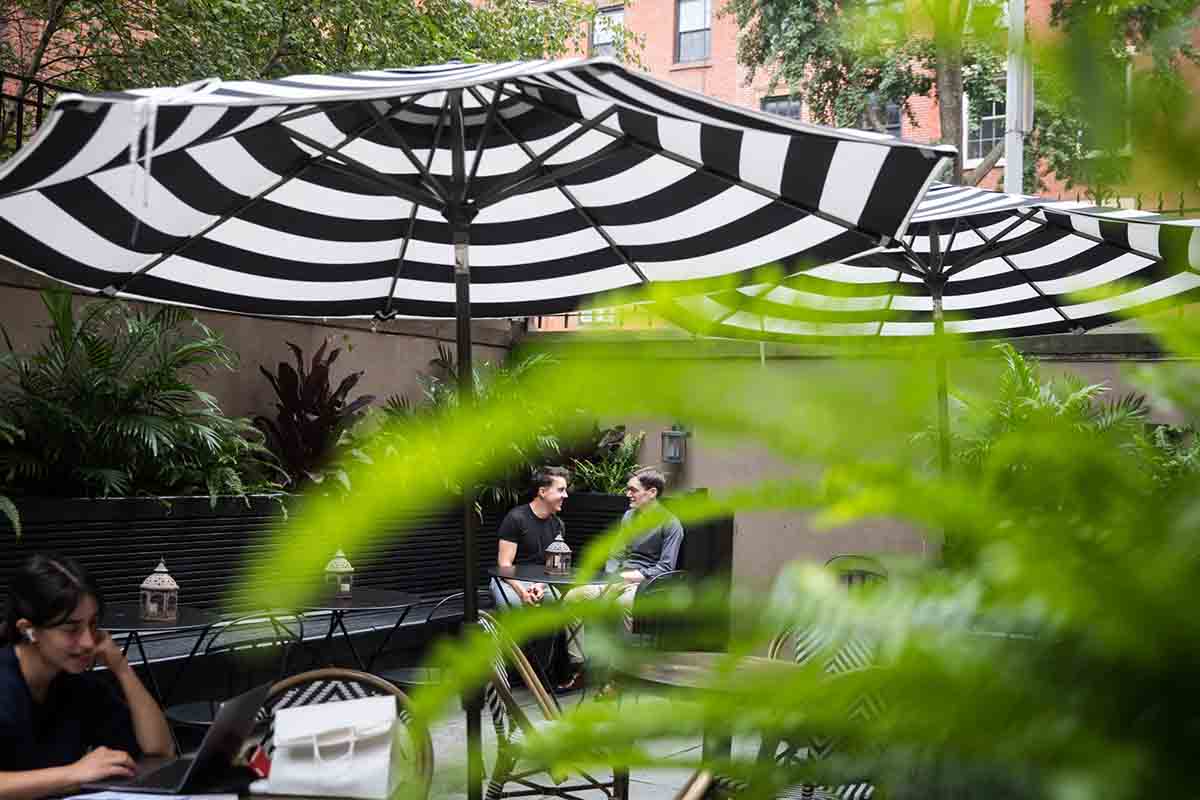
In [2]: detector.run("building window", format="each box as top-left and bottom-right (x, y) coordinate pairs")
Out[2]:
(579, 308), (617, 326)
(591, 7), (623, 59)
(761, 96), (802, 120)
(966, 81), (1006, 161)
(676, 0), (711, 63)
(858, 101), (902, 136)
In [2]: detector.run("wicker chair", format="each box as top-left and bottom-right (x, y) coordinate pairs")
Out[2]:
(259, 668), (433, 800)
(479, 611), (629, 800)
(677, 559), (888, 800)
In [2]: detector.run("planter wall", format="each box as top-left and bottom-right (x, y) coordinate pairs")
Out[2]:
(0, 492), (732, 609)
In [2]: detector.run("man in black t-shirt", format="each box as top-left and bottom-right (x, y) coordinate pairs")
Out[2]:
(492, 466), (570, 609)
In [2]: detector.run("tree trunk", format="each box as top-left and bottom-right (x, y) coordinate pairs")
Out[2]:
(936, 48), (965, 184)
(964, 140), (1005, 186)
(2, 0), (71, 142)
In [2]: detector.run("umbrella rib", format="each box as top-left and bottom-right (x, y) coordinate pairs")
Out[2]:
(379, 94), (452, 320)
(361, 101), (448, 205)
(468, 85), (648, 284)
(964, 217), (1073, 324)
(495, 84), (888, 249)
(102, 100), (414, 298)
(472, 103), (620, 208)
(942, 207), (1042, 278)
(277, 126), (444, 210)
(476, 146), (630, 210)
(467, 82), (504, 191)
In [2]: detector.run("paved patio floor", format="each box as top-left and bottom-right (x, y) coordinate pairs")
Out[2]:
(424, 687), (703, 800)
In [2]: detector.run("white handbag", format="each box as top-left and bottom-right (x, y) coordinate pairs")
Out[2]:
(266, 695), (398, 799)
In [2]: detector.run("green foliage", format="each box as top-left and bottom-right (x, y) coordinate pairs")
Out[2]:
(948, 343), (1150, 472)
(255, 338), (374, 489)
(0, 419), (20, 535)
(349, 346), (577, 508)
(570, 430), (645, 494)
(0, 0), (643, 96)
(0, 291), (284, 502)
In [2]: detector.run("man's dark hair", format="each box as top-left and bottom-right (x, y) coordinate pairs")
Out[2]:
(632, 467), (666, 497)
(532, 465), (571, 497)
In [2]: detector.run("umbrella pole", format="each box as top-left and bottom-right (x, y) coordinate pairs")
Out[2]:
(447, 88), (484, 800)
(931, 277), (951, 475)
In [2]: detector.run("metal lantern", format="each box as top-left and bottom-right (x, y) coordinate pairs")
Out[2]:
(545, 532), (573, 576)
(661, 424), (690, 464)
(324, 549), (355, 597)
(140, 559), (179, 622)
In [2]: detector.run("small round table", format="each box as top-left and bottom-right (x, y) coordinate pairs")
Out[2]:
(300, 588), (420, 670)
(619, 651), (797, 761)
(102, 603), (221, 705)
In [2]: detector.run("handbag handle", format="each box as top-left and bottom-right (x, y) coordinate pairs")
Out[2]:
(310, 730), (357, 783)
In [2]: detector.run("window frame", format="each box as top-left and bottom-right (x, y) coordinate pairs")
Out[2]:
(674, 0), (712, 63)
(760, 95), (802, 121)
(963, 76), (1007, 169)
(590, 6), (624, 59)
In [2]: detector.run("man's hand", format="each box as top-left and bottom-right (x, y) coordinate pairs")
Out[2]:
(620, 570), (645, 585)
(91, 630), (129, 673)
(527, 583), (547, 603)
(69, 747), (136, 785)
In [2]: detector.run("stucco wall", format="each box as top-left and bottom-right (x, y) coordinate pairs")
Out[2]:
(578, 333), (1185, 600)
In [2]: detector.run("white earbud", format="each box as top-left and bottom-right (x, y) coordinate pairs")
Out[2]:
(23, 629), (36, 644)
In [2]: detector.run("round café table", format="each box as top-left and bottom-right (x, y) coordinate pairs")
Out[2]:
(619, 650), (798, 761)
(300, 587), (420, 670)
(102, 602), (221, 706)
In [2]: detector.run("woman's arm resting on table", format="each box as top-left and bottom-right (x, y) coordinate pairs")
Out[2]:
(0, 747), (135, 800)
(95, 633), (175, 758)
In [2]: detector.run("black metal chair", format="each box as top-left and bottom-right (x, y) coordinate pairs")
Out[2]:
(164, 612), (303, 732)
(259, 667), (433, 800)
(374, 592), (468, 690)
(479, 611), (629, 800)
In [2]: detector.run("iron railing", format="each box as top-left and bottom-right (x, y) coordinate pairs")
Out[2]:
(0, 70), (77, 159)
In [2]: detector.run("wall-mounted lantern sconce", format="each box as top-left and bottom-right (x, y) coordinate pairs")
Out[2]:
(661, 424), (690, 465)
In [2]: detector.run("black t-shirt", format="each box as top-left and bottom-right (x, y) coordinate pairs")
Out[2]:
(497, 504), (563, 565)
(0, 645), (141, 771)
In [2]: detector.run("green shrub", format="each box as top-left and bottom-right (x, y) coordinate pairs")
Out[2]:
(0, 291), (284, 502)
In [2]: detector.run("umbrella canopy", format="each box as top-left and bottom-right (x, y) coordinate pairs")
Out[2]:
(661, 182), (1200, 340)
(0, 58), (953, 318)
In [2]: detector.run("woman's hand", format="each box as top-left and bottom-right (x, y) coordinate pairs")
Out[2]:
(527, 583), (547, 603)
(91, 630), (128, 673)
(69, 747), (136, 785)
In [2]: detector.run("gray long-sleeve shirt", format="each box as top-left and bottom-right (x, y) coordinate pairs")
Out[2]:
(618, 507), (684, 579)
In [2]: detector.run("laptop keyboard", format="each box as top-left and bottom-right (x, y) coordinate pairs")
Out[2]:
(134, 757), (194, 788)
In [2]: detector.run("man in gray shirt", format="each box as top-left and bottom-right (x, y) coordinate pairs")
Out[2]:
(560, 468), (683, 690)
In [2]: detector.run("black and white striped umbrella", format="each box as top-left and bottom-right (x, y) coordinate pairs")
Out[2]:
(660, 182), (1200, 340)
(0, 58), (953, 320)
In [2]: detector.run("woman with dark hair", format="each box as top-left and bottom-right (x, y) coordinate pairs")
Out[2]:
(0, 554), (174, 800)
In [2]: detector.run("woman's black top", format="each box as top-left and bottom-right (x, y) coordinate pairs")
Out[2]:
(0, 645), (140, 771)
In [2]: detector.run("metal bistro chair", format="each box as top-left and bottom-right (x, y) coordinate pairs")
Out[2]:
(479, 611), (629, 800)
(685, 558), (889, 800)
(822, 555), (887, 591)
(373, 592), (468, 690)
(165, 612), (304, 732)
(259, 668), (433, 800)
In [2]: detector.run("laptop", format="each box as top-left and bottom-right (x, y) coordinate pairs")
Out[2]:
(84, 683), (271, 795)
